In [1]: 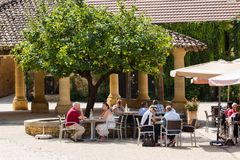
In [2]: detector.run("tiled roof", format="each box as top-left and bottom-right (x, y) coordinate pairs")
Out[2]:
(169, 31), (207, 52)
(86, 0), (240, 23)
(0, 0), (12, 6)
(0, 0), (207, 52)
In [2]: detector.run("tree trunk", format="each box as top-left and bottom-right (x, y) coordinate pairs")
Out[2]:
(85, 83), (97, 117)
(80, 71), (112, 117)
(126, 72), (132, 98)
(157, 65), (165, 103)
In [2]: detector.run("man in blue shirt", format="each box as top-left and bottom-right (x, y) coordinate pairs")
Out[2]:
(162, 105), (180, 147)
(138, 101), (149, 116)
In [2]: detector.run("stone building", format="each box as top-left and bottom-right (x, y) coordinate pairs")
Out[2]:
(1, 0), (240, 114)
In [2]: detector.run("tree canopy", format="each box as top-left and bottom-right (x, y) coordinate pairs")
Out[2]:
(12, 0), (172, 116)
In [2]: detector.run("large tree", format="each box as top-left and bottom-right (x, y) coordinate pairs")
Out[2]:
(12, 0), (172, 116)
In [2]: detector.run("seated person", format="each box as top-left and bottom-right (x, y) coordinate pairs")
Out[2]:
(141, 105), (160, 146)
(153, 100), (165, 116)
(162, 105), (180, 147)
(96, 102), (116, 141)
(112, 98), (124, 115)
(219, 101), (232, 139)
(138, 101), (149, 116)
(227, 103), (238, 118)
(228, 106), (240, 143)
(233, 109), (240, 143)
(66, 102), (86, 141)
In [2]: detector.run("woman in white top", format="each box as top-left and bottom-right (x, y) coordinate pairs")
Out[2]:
(96, 102), (116, 141)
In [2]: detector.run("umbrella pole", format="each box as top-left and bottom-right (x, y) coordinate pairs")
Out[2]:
(217, 86), (221, 141)
(210, 86), (226, 146)
(227, 86), (230, 102)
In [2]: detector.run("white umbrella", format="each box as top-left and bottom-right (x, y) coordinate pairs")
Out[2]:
(170, 59), (240, 79)
(209, 70), (240, 86)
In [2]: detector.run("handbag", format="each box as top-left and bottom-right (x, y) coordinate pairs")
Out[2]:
(225, 139), (235, 146)
(142, 133), (155, 147)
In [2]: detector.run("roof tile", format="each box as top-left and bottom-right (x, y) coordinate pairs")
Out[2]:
(0, 0), (211, 52)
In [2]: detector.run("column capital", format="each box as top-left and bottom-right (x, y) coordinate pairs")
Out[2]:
(172, 48), (186, 57)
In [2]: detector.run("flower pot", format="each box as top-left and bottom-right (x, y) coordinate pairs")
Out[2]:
(187, 110), (197, 124)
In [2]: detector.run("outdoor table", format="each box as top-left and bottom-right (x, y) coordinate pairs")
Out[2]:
(83, 117), (105, 140)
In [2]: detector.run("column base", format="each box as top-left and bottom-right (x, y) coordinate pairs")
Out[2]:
(172, 99), (187, 113)
(55, 103), (72, 115)
(107, 94), (120, 106)
(12, 96), (28, 110)
(136, 95), (150, 102)
(31, 97), (49, 113)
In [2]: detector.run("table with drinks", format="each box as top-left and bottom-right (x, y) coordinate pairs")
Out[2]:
(83, 109), (106, 140)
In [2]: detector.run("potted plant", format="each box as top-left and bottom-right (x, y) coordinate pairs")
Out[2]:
(185, 97), (199, 124)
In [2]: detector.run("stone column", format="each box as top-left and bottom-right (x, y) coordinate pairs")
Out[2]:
(31, 71), (49, 113)
(137, 71), (150, 101)
(12, 62), (28, 110)
(55, 77), (72, 115)
(107, 74), (120, 106)
(172, 48), (187, 113)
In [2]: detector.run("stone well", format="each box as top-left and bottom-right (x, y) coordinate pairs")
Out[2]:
(24, 118), (93, 138)
(24, 118), (60, 137)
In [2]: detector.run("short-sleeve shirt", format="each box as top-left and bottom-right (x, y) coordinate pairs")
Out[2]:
(164, 110), (180, 121)
(66, 107), (80, 126)
(227, 109), (237, 118)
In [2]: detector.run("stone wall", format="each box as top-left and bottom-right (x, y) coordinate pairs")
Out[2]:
(0, 56), (15, 97)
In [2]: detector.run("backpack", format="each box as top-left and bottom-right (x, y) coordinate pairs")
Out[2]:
(142, 133), (155, 147)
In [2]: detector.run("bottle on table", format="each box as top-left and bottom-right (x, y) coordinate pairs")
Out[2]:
(90, 109), (93, 119)
(125, 104), (128, 112)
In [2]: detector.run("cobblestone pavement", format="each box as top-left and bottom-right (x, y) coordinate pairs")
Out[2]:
(0, 95), (240, 160)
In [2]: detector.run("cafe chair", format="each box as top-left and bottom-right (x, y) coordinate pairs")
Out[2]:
(160, 119), (182, 147)
(107, 115), (124, 140)
(135, 117), (155, 146)
(123, 115), (135, 138)
(204, 110), (214, 132)
(182, 119), (198, 146)
(211, 106), (220, 125)
(57, 115), (78, 142)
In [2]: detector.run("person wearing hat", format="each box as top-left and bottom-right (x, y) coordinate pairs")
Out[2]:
(140, 105), (161, 146)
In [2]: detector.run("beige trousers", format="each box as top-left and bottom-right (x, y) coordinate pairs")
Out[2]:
(67, 123), (85, 139)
